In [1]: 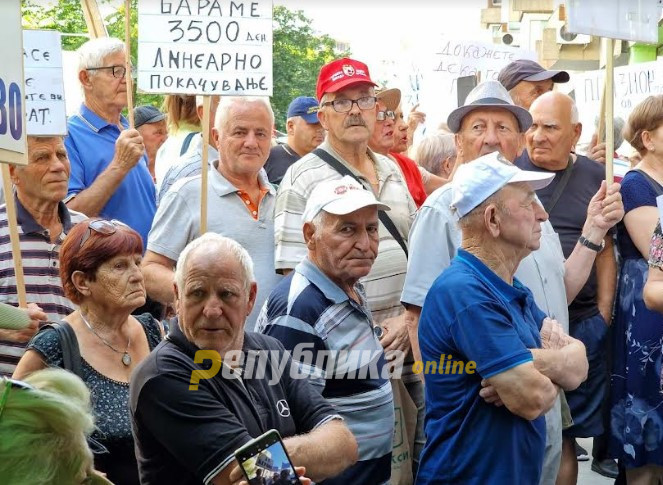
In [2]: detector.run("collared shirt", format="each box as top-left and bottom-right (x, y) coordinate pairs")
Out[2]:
(417, 249), (546, 485)
(0, 196), (86, 376)
(65, 103), (156, 245)
(274, 140), (417, 327)
(130, 323), (340, 485)
(257, 257), (393, 485)
(147, 165), (281, 330)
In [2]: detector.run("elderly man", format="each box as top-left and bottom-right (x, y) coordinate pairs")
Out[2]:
(518, 91), (618, 482)
(64, 37), (155, 245)
(401, 81), (623, 485)
(130, 233), (357, 484)
(143, 97), (281, 331)
(498, 59), (569, 110)
(0, 136), (87, 376)
(274, 57), (424, 481)
(417, 153), (588, 484)
(264, 96), (325, 185)
(258, 176), (394, 485)
(134, 105), (168, 181)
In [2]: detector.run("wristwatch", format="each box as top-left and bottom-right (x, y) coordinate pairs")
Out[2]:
(578, 235), (605, 252)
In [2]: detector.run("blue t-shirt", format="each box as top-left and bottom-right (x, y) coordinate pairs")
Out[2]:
(65, 104), (157, 245)
(416, 249), (546, 485)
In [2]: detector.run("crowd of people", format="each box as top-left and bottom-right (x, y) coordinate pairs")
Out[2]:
(0, 34), (662, 485)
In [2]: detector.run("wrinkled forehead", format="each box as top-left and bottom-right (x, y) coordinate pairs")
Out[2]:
(329, 83), (374, 100)
(459, 107), (519, 131)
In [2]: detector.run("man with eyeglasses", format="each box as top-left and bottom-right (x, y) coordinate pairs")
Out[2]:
(273, 57), (424, 483)
(63, 37), (156, 247)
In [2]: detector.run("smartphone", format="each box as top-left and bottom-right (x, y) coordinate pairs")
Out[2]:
(235, 429), (302, 485)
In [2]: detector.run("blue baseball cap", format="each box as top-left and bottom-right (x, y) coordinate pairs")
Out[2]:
(287, 96), (320, 124)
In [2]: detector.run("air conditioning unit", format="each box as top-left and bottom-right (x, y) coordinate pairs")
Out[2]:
(500, 31), (521, 47)
(557, 25), (591, 45)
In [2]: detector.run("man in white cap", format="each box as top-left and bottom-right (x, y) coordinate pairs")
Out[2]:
(401, 80), (624, 484)
(258, 176), (394, 485)
(416, 152), (588, 485)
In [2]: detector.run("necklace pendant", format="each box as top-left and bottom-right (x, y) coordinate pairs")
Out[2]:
(122, 352), (132, 366)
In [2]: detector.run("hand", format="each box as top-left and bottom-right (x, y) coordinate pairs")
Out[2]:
(582, 181), (624, 242)
(8, 303), (47, 342)
(379, 314), (411, 354)
(588, 134), (607, 164)
(112, 129), (145, 173)
(479, 379), (503, 407)
(539, 317), (568, 350)
(407, 104), (426, 145)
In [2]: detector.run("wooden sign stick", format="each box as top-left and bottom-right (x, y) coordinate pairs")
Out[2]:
(1, 164), (26, 307)
(124, 0), (135, 128)
(200, 96), (211, 234)
(605, 38), (614, 184)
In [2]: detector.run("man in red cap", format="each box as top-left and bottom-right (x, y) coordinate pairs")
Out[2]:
(273, 58), (423, 484)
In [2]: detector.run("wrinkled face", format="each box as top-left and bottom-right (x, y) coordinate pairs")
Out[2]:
(176, 248), (256, 355)
(137, 120), (168, 157)
(318, 84), (376, 146)
(213, 101), (272, 177)
(497, 183), (548, 252)
(13, 137), (71, 204)
(306, 206), (380, 287)
(368, 101), (395, 154)
(85, 51), (128, 110)
(86, 253), (145, 310)
(509, 79), (554, 110)
(392, 106), (408, 154)
(456, 108), (521, 162)
(289, 116), (325, 156)
(526, 97), (580, 169)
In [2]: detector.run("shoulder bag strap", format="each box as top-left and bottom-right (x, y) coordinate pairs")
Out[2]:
(313, 148), (408, 258)
(543, 156), (574, 214)
(37, 321), (83, 378)
(633, 169), (663, 197)
(179, 131), (198, 156)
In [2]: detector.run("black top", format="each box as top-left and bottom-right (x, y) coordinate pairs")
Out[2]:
(264, 144), (301, 185)
(129, 320), (340, 485)
(516, 152), (607, 324)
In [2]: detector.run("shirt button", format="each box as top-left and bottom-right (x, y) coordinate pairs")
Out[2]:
(52, 261), (56, 267)
(252, 210), (257, 215)
(245, 200), (250, 205)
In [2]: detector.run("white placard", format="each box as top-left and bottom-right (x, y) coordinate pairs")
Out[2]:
(657, 194), (663, 230)
(567, 0), (660, 44)
(23, 30), (67, 136)
(137, 0), (273, 95)
(0, 0), (27, 164)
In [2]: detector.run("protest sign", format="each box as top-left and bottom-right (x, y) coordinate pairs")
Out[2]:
(0, 0), (27, 165)
(137, 0), (273, 95)
(23, 30), (67, 136)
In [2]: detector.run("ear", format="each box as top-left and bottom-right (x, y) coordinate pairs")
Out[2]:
(246, 282), (258, 317)
(212, 126), (220, 148)
(8, 164), (19, 185)
(303, 222), (316, 249)
(454, 133), (463, 158)
(572, 122), (582, 147)
(484, 204), (501, 238)
(78, 69), (92, 90)
(642, 130), (654, 151)
(286, 119), (295, 136)
(318, 108), (330, 131)
(197, 104), (205, 122)
(71, 270), (93, 299)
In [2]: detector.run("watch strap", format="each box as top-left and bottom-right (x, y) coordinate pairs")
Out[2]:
(578, 235), (604, 252)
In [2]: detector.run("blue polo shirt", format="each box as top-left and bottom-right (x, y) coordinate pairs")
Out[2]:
(65, 104), (156, 245)
(416, 249), (547, 485)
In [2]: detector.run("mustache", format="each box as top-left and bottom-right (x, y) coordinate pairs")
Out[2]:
(344, 115), (367, 128)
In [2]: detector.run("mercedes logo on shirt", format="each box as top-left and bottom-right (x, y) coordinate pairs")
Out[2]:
(276, 399), (291, 417)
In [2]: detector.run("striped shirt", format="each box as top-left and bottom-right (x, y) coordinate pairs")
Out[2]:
(257, 257), (393, 485)
(0, 196), (86, 376)
(274, 141), (416, 326)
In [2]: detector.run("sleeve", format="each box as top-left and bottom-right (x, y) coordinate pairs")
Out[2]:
(64, 132), (87, 197)
(134, 372), (254, 484)
(26, 327), (65, 368)
(649, 221), (663, 268)
(146, 187), (198, 261)
(621, 172), (658, 214)
(273, 171), (309, 272)
(449, 302), (534, 379)
(401, 203), (459, 307)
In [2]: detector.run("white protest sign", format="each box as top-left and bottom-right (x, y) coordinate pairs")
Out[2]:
(0, 0), (27, 165)
(23, 30), (67, 136)
(137, 0), (273, 95)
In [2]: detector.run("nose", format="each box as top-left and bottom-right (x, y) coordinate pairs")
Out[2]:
(129, 260), (144, 283)
(483, 124), (499, 147)
(243, 131), (258, 148)
(534, 200), (548, 222)
(202, 294), (223, 319)
(354, 227), (372, 251)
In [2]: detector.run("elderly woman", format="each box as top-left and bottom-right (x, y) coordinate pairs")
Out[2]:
(609, 95), (663, 483)
(414, 133), (457, 180)
(14, 219), (163, 485)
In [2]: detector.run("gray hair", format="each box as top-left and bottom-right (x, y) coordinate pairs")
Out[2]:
(570, 100), (579, 124)
(175, 233), (255, 293)
(214, 96), (274, 131)
(77, 37), (124, 74)
(415, 133), (456, 176)
(457, 192), (508, 232)
(594, 115), (625, 148)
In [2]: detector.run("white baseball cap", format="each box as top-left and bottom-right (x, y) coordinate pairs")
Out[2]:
(450, 152), (554, 219)
(303, 176), (390, 223)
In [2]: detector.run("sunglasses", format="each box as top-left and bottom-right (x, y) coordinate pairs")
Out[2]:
(0, 378), (34, 420)
(78, 219), (129, 252)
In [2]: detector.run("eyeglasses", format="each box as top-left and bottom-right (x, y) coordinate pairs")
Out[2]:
(86, 65), (135, 79)
(376, 110), (395, 121)
(0, 378), (34, 420)
(77, 219), (128, 252)
(321, 96), (377, 113)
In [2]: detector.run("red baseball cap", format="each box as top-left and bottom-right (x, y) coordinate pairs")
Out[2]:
(316, 58), (377, 101)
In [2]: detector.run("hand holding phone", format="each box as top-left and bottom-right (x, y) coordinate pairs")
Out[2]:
(235, 429), (302, 485)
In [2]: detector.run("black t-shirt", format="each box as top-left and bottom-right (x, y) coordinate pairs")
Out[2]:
(264, 144), (301, 185)
(129, 321), (340, 485)
(516, 152), (606, 324)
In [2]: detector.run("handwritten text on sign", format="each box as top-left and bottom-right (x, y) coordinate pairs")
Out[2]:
(23, 30), (67, 136)
(137, 0), (273, 95)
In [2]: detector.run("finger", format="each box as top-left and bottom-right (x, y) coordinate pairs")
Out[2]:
(410, 103), (419, 112)
(589, 133), (598, 149)
(592, 180), (607, 202)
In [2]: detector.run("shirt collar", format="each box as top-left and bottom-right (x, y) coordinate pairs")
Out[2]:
(78, 103), (128, 133)
(295, 257), (356, 305)
(166, 318), (262, 359)
(456, 248), (529, 303)
(15, 194), (73, 235)
(210, 164), (275, 198)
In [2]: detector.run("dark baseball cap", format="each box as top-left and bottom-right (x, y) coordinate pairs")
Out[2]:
(287, 96), (320, 124)
(133, 105), (166, 129)
(498, 59), (570, 91)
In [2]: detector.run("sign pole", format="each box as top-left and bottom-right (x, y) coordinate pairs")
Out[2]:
(200, 96), (211, 234)
(124, 0), (135, 128)
(80, 0), (108, 39)
(1, 165), (26, 307)
(605, 38), (614, 184)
